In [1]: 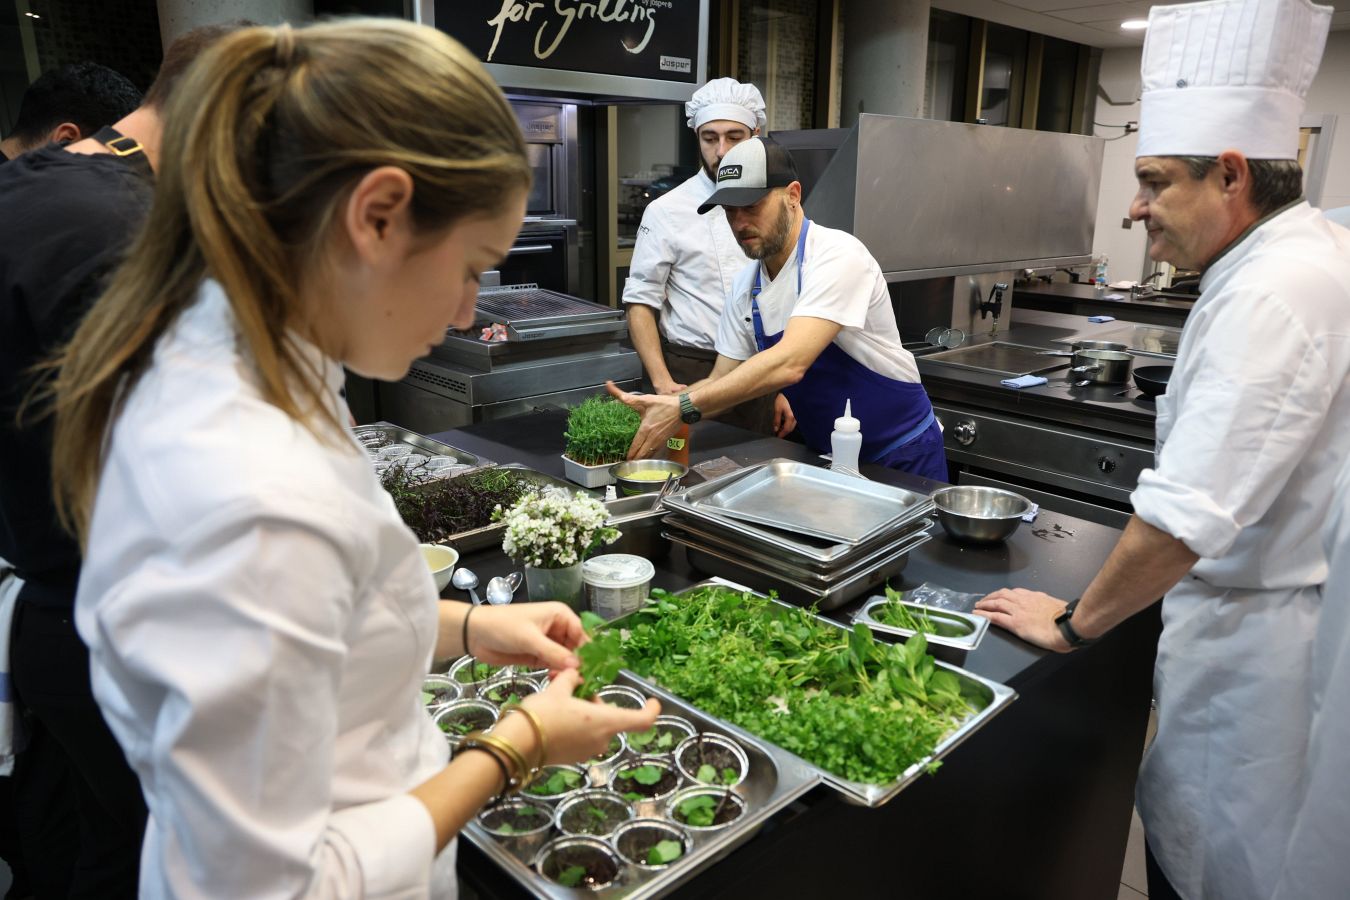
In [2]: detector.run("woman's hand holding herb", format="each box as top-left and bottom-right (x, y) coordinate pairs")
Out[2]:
(519, 669), (660, 765)
(463, 602), (588, 671)
(605, 380), (683, 460)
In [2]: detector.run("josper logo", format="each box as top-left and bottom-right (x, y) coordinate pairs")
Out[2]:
(717, 164), (743, 182)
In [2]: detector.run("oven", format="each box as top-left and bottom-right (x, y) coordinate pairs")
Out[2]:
(507, 100), (581, 296)
(932, 402), (1154, 530)
(498, 222), (579, 297)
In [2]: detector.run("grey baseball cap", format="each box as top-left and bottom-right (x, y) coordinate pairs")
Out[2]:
(697, 137), (800, 214)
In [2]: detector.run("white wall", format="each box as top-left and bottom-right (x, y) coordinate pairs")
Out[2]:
(1090, 31), (1350, 282)
(616, 105), (684, 179)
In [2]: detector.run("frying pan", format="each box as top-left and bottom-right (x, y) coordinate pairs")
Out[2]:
(1133, 366), (1172, 398)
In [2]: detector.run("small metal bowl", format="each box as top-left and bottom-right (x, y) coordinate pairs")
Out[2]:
(609, 459), (688, 496)
(930, 485), (1032, 544)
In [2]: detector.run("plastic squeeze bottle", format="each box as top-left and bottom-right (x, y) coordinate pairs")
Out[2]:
(830, 400), (862, 474)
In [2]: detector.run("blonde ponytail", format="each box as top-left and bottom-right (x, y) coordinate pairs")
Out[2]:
(46, 20), (530, 541)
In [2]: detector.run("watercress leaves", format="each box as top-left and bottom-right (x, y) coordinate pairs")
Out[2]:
(618, 764), (664, 786)
(647, 839), (684, 865)
(527, 768), (583, 796)
(676, 794), (717, 827)
(576, 611), (625, 699)
(557, 865), (587, 887)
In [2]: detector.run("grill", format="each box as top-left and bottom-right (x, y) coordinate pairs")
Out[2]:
(474, 285), (621, 336)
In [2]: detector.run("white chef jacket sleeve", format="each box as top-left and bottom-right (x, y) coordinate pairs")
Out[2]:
(622, 203), (674, 310)
(713, 265), (758, 361)
(789, 238), (870, 329)
(92, 495), (436, 899)
(1131, 290), (1337, 559)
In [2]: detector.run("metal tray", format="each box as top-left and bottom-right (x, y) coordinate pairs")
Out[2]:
(613, 579), (1016, 808)
(920, 341), (1072, 377)
(852, 596), (990, 652)
(678, 461), (933, 545)
(462, 681), (819, 899)
(665, 529), (932, 610)
(663, 513), (934, 578)
(354, 422), (491, 468)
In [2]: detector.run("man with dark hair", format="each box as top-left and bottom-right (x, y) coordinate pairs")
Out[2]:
(0, 22), (243, 897)
(0, 61), (141, 163)
(975, 1), (1350, 898)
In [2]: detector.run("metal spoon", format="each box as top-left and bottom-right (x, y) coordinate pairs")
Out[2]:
(485, 571), (521, 606)
(451, 567), (482, 606)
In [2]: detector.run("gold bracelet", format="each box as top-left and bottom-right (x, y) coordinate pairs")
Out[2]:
(502, 703), (548, 770)
(460, 733), (523, 794)
(470, 732), (531, 793)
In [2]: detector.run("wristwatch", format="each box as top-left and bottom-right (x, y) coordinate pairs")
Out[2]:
(679, 392), (702, 424)
(1054, 598), (1099, 649)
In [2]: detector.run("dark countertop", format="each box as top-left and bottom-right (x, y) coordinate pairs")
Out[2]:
(1016, 280), (1195, 326)
(916, 308), (1170, 442)
(431, 412), (1159, 900)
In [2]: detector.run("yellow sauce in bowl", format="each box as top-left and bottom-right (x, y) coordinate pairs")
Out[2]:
(622, 470), (673, 481)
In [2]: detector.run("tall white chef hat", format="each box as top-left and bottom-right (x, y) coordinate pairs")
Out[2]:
(685, 77), (767, 132)
(1137, 0), (1331, 159)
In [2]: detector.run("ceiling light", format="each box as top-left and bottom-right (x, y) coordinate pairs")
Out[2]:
(1121, 19), (1149, 30)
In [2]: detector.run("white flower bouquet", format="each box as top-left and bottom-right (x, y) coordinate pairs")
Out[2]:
(495, 488), (620, 569)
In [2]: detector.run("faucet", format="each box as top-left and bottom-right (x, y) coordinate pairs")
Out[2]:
(1129, 270), (1166, 298)
(979, 282), (1008, 334)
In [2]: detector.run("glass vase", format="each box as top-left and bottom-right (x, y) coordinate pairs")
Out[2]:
(524, 562), (585, 610)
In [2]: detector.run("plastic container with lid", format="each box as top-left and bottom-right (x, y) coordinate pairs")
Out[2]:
(582, 553), (656, 620)
(830, 399), (862, 475)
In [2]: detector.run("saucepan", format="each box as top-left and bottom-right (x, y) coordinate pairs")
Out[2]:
(1133, 365), (1172, 398)
(1070, 349), (1133, 386)
(1039, 340), (1130, 361)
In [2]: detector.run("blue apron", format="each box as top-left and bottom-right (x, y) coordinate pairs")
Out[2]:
(752, 219), (947, 481)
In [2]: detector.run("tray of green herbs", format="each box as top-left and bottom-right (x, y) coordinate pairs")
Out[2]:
(459, 668), (819, 900)
(562, 396), (641, 468)
(382, 463), (572, 552)
(606, 578), (1017, 808)
(852, 586), (990, 652)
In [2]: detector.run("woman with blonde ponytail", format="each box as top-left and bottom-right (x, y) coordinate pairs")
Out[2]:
(48, 21), (657, 898)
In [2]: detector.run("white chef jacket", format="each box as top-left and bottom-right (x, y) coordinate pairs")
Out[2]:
(714, 220), (921, 383)
(1271, 456), (1350, 900)
(1130, 202), (1350, 900)
(621, 170), (748, 350)
(75, 280), (455, 899)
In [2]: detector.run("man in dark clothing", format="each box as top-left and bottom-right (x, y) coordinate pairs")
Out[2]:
(0, 24), (241, 898)
(0, 62), (141, 163)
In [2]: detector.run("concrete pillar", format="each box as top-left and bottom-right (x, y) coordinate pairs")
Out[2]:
(157, 0), (314, 50)
(840, 0), (930, 127)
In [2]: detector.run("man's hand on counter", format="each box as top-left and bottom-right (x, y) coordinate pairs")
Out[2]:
(974, 589), (1073, 653)
(606, 380), (683, 459)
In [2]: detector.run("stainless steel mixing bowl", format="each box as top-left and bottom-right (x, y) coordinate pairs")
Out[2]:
(930, 485), (1032, 543)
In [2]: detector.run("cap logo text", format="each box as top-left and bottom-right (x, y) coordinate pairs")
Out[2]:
(717, 164), (742, 182)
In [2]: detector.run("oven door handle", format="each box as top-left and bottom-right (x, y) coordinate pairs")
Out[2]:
(508, 244), (554, 255)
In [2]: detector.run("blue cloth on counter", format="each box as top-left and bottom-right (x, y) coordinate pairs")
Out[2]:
(1021, 502), (1040, 523)
(1088, 315), (1117, 323)
(1104, 293), (1126, 300)
(1000, 375), (1048, 389)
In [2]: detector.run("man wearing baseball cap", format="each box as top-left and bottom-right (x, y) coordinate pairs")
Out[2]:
(974, 0), (1350, 897)
(610, 136), (946, 481)
(621, 78), (793, 437)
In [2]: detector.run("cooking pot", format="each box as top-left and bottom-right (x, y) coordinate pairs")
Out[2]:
(1133, 365), (1172, 398)
(1039, 340), (1130, 361)
(1069, 349), (1133, 385)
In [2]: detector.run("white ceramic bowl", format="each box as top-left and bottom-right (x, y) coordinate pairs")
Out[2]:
(419, 543), (460, 592)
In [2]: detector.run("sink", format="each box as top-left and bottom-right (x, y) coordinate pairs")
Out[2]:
(921, 342), (1069, 377)
(902, 341), (946, 357)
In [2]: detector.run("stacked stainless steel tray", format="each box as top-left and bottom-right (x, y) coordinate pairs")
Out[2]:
(660, 460), (935, 610)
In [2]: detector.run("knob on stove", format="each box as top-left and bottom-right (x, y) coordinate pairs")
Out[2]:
(953, 420), (977, 446)
(1097, 456), (1117, 474)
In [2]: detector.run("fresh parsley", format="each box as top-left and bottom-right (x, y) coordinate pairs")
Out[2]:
(576, 611), (625, 699)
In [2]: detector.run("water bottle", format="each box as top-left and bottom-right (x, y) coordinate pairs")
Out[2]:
(1094, 255), (1109, 295)
(830, 400), (862, 476)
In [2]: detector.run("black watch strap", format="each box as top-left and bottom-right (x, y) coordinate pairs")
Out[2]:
(1055, 598), (1098, 649)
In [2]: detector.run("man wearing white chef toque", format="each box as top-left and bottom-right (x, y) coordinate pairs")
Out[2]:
(974, 0), (1350, 897)
(610, 135), (947, 480)
(622, 77), (794, 437)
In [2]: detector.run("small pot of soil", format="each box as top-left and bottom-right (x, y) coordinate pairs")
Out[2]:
(606, 755), (681, 818)
(595, 684), (646, 710)
(623, 715), (696, 757)
(611, 818), (693, 871)
(521, 764), (588, 805)
(533, 835), (622, 890)
(553, 789), (634, 838)
(421, 675), (462, 712)
(583, 732), (628, 788)
(476, 797), (554, 862)
(481, 673), (542, 709)
(666, 785), (746, 834)
(673, 733), (749, 788)
(432, 699), (498, 752)
(446, 656), (507, 698)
